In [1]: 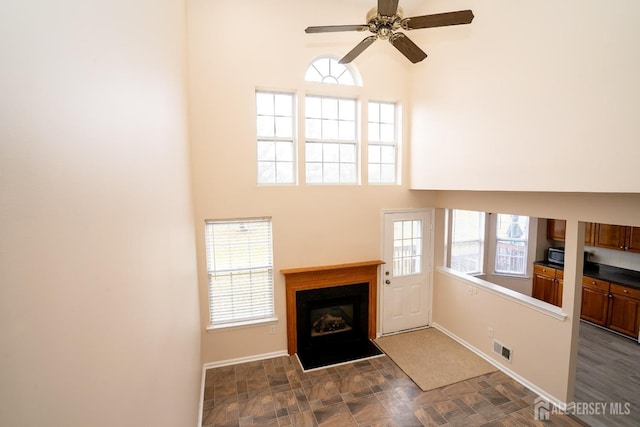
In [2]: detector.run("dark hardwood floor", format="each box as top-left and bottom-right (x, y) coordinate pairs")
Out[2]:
(201, 353), (583, 426)
(574, 321), (640, 427)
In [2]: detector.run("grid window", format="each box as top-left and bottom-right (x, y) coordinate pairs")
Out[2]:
(495, 214), (529, 276)
(205, 218), (275, 327)
(305, 96), (357, 184)
(304, 57), (356, 86)
(450, 210), (485, 274)
(368, 101), (398, 184)
(256, 92), (295, 184)
(393, 220), (423, 276)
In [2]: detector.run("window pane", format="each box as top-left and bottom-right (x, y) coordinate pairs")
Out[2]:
(257, 116), (275, 137)
(340, 144), (356, 163)
(274, 94), (292, 116)
(323, 143), (339, 162)
(380, 164), (395, 183)
(322, 119), (338, 140)
(338, 120), (355, 141)
(393, 219), (423, 276)
(367, 101), (398, 184)
(340, 163), (356, 183)
(380, 123), (394, 142)
(369, 122), (380, 141)
(304, 56), (356, 87)
(315, 58), (330, 77)
(451, 209), (485, 274)
(380, 146), (395, 163)
(368, 145), (381, 163)
(322, 98), (338, 120)
(304, 67), (322, 82)
(275, 117), (292, 138)
(205, 219), (274, 326)
(257, 140), (275, 161)
(380, 103), (395, 122)
(306, 142), (322, 162)
(306, 97), (321, 118)
(276, 162), (293, 183)
(368, 103), (379, 122)
(494, 214), (529, 275)
(369, 164), (381, 183)
(305, 95), (359, 184)
(256, 91), (295, 184)
(339, 99), (355, 120)
(306, 162), (323, 183)
(256, 92), (274, 115)
(306, 118), (321, 139)
(323, 163), (340, 183)
(275, 141), (293, 161)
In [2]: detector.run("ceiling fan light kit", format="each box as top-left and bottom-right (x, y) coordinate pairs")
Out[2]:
(305, 0), (474, 64)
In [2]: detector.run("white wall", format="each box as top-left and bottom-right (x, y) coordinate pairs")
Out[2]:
(410, 0), (640, 192)
(0, 1), (201, 426)
(431, 192), (640, 404)
(187, 0), (434, 363)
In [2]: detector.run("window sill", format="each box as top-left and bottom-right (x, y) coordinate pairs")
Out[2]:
(437, 267), (567, 321)
(207, 316), (279, 332)
(491, 272), (532, 280)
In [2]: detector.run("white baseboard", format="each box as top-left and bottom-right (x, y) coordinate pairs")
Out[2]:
(202, 350), (289, 371)
(431, 322), (566, 410)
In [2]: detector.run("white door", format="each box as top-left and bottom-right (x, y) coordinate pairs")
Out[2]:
(381, 210), (432, 334)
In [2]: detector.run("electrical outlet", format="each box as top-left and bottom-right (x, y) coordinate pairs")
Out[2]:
(269, 325), (276, 334)
(488, 327), (494, 338)
(467, 285), (473, 295)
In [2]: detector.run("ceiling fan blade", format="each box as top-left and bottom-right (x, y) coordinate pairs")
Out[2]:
(305, 24), (368, 34)
(404, 10), (474, 30)
(389, 33), (427, 63)
(378, 0), (400, 17)
(339, 36), (377, 64)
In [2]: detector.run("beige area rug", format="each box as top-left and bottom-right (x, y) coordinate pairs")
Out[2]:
(374, 328), (498, 391)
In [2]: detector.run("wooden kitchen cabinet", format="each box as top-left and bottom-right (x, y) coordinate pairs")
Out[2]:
(607, 284), (640, 338)
(626, 227), (640, 253)
(595, 224), (640, 253)
(581, 276), (640, 339)
(584, 222), (596, 246)
(580, 276), (610, 326)
(547, 219), (566, 242)
(533, 264), (562, 307)
(545, 219), (596, 246)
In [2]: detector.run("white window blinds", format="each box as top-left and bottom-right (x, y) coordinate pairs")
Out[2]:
(205, 218), (275, 327)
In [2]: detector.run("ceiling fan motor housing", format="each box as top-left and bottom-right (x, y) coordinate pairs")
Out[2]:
(366, 7), (404, 39)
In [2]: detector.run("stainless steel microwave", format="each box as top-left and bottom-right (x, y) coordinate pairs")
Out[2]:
(547, 247), (565, 265)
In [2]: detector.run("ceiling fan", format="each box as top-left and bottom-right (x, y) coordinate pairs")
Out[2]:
(305, 0), (474, 64)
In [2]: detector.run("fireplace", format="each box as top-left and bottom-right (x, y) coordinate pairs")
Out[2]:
(281, 261), (384, 370)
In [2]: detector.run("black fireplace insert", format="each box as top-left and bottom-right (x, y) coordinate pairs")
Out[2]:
(295, 282), (381, 370)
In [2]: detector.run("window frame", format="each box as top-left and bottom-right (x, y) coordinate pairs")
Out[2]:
(367, 100), (400, 185)
(204, 217), (277, 330)
(449, 209), (486, 275)
(304, 94), (359, 185)
(255, 91), (297, 185)
(492, 214), (530, 277)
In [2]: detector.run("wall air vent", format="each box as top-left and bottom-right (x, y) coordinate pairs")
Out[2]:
(492, 340), (513, 363)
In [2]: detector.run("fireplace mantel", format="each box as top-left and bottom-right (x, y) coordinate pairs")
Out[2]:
(281, 260), (384, 355)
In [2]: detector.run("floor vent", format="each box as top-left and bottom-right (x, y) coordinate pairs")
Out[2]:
(493, 340), (513, 363)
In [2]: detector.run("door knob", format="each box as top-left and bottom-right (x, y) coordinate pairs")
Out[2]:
(385, 280), (391, 285)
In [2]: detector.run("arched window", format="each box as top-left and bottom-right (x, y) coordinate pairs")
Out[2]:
(304, 56), (356, 86)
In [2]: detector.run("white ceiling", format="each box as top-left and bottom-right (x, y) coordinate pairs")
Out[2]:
(330, 0), (428, 15)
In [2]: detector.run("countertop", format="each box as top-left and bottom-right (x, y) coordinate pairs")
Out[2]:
(534, 260), (640, 291)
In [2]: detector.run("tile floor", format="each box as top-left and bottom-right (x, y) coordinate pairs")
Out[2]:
(201, 354), (585, 426)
